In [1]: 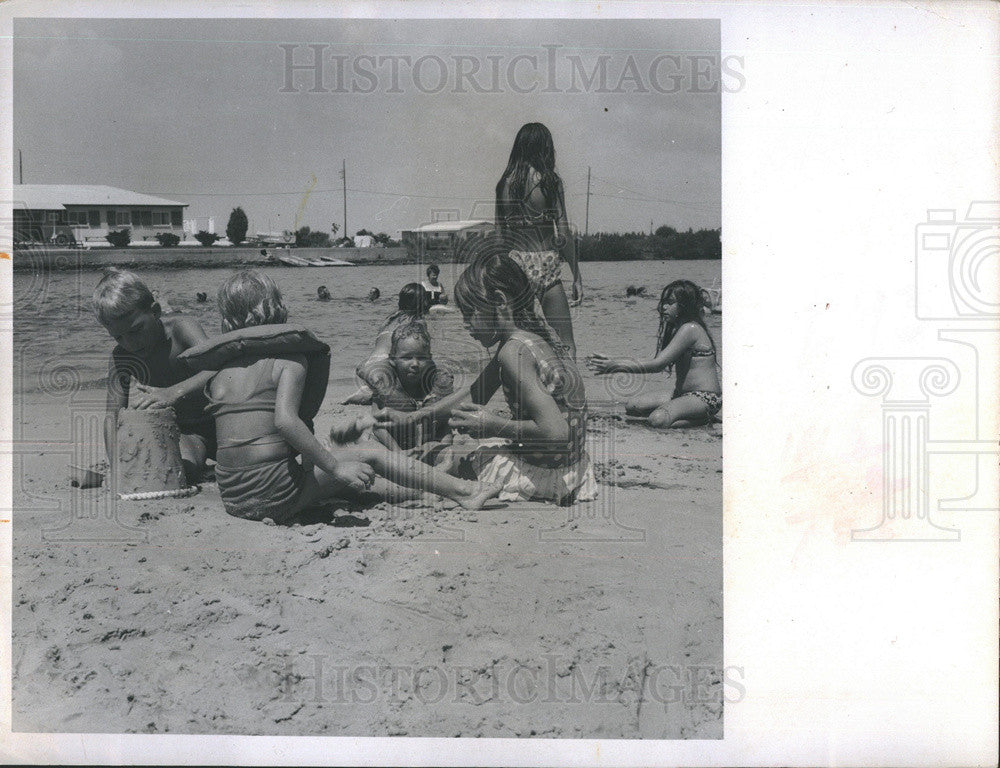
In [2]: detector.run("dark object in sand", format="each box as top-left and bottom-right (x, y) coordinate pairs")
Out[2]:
(69, 464), (104, 489)
(317, 286), (332, 301)
(368, 288), (381, 301)
(196, 292), (208, 303)
(626, 285), (647, 297)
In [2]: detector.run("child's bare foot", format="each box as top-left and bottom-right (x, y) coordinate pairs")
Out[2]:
(454, 482), (503, 510)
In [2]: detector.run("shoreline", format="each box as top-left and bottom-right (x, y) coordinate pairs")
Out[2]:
(10, 246), (722, 272)
(10, 245), (415, 271)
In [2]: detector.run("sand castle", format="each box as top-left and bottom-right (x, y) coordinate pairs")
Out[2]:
(115, 407), (187, 495)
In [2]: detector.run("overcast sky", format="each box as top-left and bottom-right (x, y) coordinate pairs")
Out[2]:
(14, 18), (721, 237)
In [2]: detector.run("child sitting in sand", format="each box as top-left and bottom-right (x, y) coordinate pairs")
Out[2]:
(376, 249), (598, 505)
(587, 279), (721, 428)
(342, 282), (432, 405)
(331, 320), (454, 453)
(93, 269), (216, 482)
(206, 271), (500, 523)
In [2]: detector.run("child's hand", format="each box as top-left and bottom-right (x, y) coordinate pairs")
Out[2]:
(585, 354), (616, 375)
(331, 460), (375, 492)
(130, 383), (176, 409)
(448, 403), (499, 438)
(372, 407), (414, 430)
(329, 417), (360, 444)
(570, 278), (584, 307)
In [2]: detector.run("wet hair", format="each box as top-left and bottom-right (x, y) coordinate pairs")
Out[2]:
(217, 270), (289, 331)
(655, 280), (716, 360)
(390, 320), (431, 357)
(426, 264), (440, 277)
(383, 282), (430, 328)
(453, 244), (560, 353)
(92, 269), (156, 325)
(495, 122), (565, 225)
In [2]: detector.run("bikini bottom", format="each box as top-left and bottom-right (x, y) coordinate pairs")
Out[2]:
(677, 390), (722, 417)
(508, 250), (563, 296)
(214, 455), (306, 523)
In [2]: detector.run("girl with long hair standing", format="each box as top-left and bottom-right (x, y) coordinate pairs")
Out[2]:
(495, 122), (583, 359)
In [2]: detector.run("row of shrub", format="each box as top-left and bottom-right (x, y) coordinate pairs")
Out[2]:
(106, 230), (219, 248)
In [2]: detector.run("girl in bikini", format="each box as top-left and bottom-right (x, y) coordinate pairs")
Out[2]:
(495, 122), (583, 359)
(586, 279), (721, 428)
(376, 250), (597, 505)
(206, 271), (500, 523)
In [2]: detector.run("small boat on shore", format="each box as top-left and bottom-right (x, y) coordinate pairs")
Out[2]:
(315, 255), (356, 266)
(277, 254), (312, 267)
(277, 253), (356, 267)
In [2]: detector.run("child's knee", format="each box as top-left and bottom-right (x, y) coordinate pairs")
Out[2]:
(648, 408), (674, 428)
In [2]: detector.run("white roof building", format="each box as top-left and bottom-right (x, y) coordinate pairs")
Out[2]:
(14, 184), (187, 210)
(409, 219), (492, 233)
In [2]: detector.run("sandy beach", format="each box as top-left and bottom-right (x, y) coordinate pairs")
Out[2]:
(12, 393), (721, 737)
(11, 261), (722, 738)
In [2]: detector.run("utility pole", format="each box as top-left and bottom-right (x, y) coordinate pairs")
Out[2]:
(18, 149), (23, 184)
(584, 166), (591, 237)
(340, 159), (347, 240)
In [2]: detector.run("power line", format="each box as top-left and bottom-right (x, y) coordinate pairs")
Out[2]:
(145, 185), (490, 201)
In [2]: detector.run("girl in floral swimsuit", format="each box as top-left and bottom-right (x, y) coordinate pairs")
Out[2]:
(495, 122), (583, 360)
(587, 280), (722, 428)
(376, 250), (597, 505)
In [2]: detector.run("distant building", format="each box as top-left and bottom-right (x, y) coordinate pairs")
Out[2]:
(12, 184), (187, 246)
(400, 220), (494, 261)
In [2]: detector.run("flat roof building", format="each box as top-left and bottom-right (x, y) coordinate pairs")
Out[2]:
(400, 219), (494, 261)
(13, 184), (188, 246)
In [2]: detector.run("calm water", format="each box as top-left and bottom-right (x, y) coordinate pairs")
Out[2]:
(13, 260), (721, 404)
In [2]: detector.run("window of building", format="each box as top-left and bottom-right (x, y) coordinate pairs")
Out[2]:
(152, 211), (170, 227)
(171, 209), (182, 227)
(88, 210), (100, 227)
(116, 211), (130, 226)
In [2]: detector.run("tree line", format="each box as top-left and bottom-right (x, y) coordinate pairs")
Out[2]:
(577, 226), (721, 261)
